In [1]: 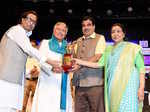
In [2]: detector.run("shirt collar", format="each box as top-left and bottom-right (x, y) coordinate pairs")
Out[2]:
(18, 24), (32, 37)
(26, 31), (32, 37)
(82, 32), (96, 39)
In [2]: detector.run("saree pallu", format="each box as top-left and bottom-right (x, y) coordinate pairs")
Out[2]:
(98, 42), (145, 112)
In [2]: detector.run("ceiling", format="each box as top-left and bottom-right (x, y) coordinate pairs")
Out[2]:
(0, 0), (150, 41)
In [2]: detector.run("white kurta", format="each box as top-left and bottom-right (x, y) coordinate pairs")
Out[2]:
(31, 40), (73, 112)
(0, 79), (24, 110)
(0, 24), (49, 111)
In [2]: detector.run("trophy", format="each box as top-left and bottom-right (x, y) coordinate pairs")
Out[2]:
(62, 43), (74, 72)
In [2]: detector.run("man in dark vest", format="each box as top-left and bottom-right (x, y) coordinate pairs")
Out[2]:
(72, 16), (106, 112)
(0, 10), (60, 112)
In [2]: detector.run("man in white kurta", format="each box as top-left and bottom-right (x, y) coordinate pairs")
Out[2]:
(31, 22), (73, 112)
(0, 10), (56, 112)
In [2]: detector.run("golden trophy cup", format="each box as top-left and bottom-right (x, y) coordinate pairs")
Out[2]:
(62, 43), (73, 72)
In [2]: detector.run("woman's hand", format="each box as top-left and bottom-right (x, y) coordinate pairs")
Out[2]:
(138, 73), (145, 102)
(138, 87), (144, 102)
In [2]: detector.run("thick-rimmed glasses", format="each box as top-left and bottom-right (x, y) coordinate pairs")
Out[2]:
(25, 16), (37, 25)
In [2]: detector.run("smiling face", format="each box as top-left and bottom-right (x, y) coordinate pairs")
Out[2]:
(53, 22), (67, 42)
(111, 24), (125, 44)
(82, 19), (95, 38)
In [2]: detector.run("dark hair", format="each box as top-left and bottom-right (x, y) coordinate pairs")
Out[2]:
(19, 10), (38, 24)
(111, 23), (126, 34)
(111, 23), (128, 41)
(82, 16), (95, 26)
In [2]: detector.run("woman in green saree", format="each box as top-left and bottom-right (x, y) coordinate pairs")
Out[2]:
(73, 23), (145, 112)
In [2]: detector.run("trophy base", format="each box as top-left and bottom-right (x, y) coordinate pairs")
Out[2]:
(62, 65), (72, 73)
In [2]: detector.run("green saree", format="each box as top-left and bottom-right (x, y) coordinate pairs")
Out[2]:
(98, 41), (145, 112)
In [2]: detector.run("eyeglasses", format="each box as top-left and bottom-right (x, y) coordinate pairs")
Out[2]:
(55, 27), (66, 33)
(25, 16), (37, 25)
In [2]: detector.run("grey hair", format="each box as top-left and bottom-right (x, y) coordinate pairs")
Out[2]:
(53, 22), (68, 34)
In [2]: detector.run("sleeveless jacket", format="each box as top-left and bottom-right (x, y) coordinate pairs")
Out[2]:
(0, 34), (28, 85)
(72, 34), (104, 87)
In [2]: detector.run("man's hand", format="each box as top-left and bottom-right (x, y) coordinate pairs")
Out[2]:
(70, 64), (80, 72)
(52, 66), (63, 73)
(30, 66), (40, 77)
(46, 59), (61, 67)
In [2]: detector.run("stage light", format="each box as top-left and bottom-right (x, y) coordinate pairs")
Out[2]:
(88, 0), (93, 2)
(96, 15), (101, 19)
(49, 0), (55, 3)
(87, 8), (92, 13)
(32, 0), (37, 3)
(68, 9), (73, 14)
(64, 0), (69, 3)
(49, 9), (55, 14)
(128, 6), (133, 12)
(106, 9), (112, 16)
(147, 7), (150, 12)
